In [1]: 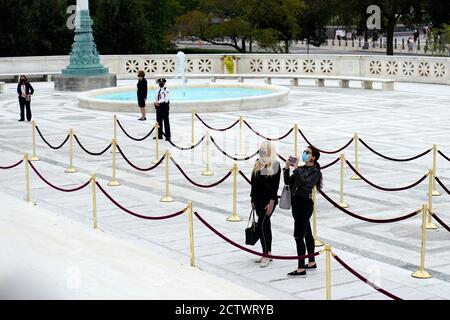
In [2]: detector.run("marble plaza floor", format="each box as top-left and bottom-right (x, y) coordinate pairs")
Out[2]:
(1, 78), (450, 300)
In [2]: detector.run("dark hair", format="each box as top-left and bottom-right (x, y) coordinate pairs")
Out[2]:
(19, 75), (28, 83)
(307, 145), (323, 190)
(137, 70), (145, 78)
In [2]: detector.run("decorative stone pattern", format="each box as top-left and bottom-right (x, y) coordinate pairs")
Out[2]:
(285, 59), (298, 73)
(402, 61), (415, 76)
(144, 60), (157, 73)
(386, 61), (398, 75)
(186, 59), (194, 73)
(369, 60), (382, 75)
(250, 59), (263, 73)
(418, 62), (430, 77)
(162, 59), (175, 73)
(320, 59), (333, 73)
(198, 59), (212, 73)
(268, 59), (281, 73)
(126, 60), (139, 73)
(434, 62), (446, 78)
(303, 59), (316, 73)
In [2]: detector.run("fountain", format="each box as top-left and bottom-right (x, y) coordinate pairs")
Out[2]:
(175, 51), (186, 97)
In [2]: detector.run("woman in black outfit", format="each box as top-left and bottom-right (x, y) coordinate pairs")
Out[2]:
(283, 146), (322, 277)
(17, 75), (34, 122)
(136, 70), (148, 121)
(250, 141), (281, 268)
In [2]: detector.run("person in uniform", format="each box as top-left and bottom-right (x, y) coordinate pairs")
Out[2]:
(154, 78), (171, 141)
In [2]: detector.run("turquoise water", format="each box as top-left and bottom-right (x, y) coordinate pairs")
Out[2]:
(96, 87), (275, 101)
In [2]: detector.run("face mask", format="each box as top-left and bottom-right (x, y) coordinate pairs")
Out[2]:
(302, 151), (310, 163)
(159, 83), (164, 88)
(20, 79), (25, 83)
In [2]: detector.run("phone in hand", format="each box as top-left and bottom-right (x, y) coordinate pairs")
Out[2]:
(288, 156), (298, 166)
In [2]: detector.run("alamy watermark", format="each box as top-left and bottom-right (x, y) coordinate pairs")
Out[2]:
(366, 5), (381, 30)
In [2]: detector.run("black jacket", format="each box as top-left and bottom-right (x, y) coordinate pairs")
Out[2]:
(17, 82), (34, 97)
(250, 161), (281, 207)
(137, 79), (148, 100)
(283, 165), (321, 199)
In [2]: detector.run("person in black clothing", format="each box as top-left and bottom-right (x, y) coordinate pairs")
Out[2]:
(250, 141), (281, 268)
(17, 75), (34, 122)
(137, 70), (148, 121)
(154, 78), (171, 141)
(283, 145), (322, 277)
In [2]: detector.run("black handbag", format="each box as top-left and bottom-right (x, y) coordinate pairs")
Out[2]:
(245, 209), (259, 245)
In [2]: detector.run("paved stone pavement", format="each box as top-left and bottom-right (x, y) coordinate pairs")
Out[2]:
(1, 79), (450, 300)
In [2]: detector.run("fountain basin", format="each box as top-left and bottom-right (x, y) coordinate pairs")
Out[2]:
(78, 83), (290, 113)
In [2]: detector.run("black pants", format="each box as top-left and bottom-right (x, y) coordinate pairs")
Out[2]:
(255, 204), (275, 254)
(292, 196), (315, 269)
(19, 97), (32, 121)
(156, 103), (171, 139)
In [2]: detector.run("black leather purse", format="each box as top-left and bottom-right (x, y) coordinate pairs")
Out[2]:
(245, 209), (259, 245)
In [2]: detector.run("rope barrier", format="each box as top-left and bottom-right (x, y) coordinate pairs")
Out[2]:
(0, 160), (23, 170)
(162, 133), (206, 150)
(438, 150), (450, 162)
(116, 144), (164, 171)
(345, 160), (428, 192)
(359, 138), (432, 162)
(332, 254), (403, 300)
(116, 119), (155, 141)
(195, 114), (240, 131)
(435, 177), (450, 195)
(431, 213), (450, 233)
(35, 126), (70, 150)
(243, 120), (294, 141)
(277, 154), (286, 162)
(194, 211), (321, 260)
(239, 170), (251, 185)
(170, 157), (232, 188)
(298, 129), (354, 154)
(322, 157), (340, 170)
(210, 136), (259, 161)
(96, 181), (187, 220)
(318, 189), (420, 223)
(73, 135), (112, 156)
(28, 161), (90, 192)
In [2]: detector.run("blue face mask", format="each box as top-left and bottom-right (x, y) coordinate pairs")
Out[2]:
(302, 152), (310, 162)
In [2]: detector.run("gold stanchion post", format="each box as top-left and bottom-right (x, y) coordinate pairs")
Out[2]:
(187, 201), (196, 267)
(313, 186), (324, 247)
(191, 108), (195, 146)
(426, 170), (437, 229)
(108, 139), (121, 186)
(110, 114), (117, 153)
(91, 174), (98, 229)
(24, 153), (36, 206)
(236, 116), (244, 156)
(294, 124), (299, 158)
(226, 163), (242, 222)
(65, 128), (77, 173)
(30, 120), (40, 161)
(431, 144), (441, 196)
(411, 204), (432, 279)
(160, 150), (174, 202)
(325, 244), (331, 300)
(350, 133), (361, 180)
(202, 131), (213, 176)
(152, 122), (160, 164)
(339, 153), (348, 208)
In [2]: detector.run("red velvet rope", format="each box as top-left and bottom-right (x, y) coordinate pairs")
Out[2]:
(210, 136), (259, 161)
(195, 114), (240, 131)
(194, 211), (322, 260)
(162, 133), (205, 150)
(170, 157), (232, 188)
(431, 213), (450, 233)
(345, 160), (428, 191)
(35, 126), (70, 150)
(0, 159), (23, 169)
(116, 144), (164, 171)
(435, 177), (450, 195)
(322, 157), (340, 170)
(28, 161), (91, 192)
(239, 170), (252, 185)
(116, 119), (155, 141)
(359, 138), (431, 162)
(73, 135), (112, 156)
(438, 150), (450, 162)
(96, 181), (186, 220)
(243, 120), (294, 141)
(318, 189), (420, 223)
(333, 254), (403, 300)
(298, 129), (354, 154)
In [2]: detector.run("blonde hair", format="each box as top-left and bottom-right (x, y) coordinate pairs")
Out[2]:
(252, 141), (278, 176)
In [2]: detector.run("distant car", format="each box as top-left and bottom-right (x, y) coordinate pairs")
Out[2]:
(335, 29), (346, 40)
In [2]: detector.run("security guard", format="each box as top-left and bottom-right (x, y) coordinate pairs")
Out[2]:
(154, 78), (171, 141)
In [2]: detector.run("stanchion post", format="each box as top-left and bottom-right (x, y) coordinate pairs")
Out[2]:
(339, 153), (348, 208)
(426, 170), (437, 229)
(313, 186), (324, 247)
(91, 173), (98, 229)
(152, 122), (160, 164)
(108, 139), (121, 186)
(236, 116), (244, 156)
(110, 114), (117, 153)
(350, 133), (360, 180)
(160, 150), (174, 202)
(226, 163), (242, 222)
(325, 244), (331, 300)
(191, 108), (195, 146)
(431, 144), (441, 196)
(294, 124), (299, 158)
(30, 120), (40, 161)
(65, 128), (77, 173)
(202, 131), (213, 176)
(187, 201), (196, 267)
(411, 204), (432, 279)
(24, 153), (36, 206)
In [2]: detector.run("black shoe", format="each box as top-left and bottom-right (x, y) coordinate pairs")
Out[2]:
(153, 137), (163, 140)
(18, 119), (25, 122)
(287, 270), (307, 277)
(138, 118), (147, 121)
(165, 138), (171, 142)
(305, 263), (317, 270)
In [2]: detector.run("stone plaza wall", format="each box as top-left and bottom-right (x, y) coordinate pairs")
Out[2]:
(0, 54), (449, 85)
